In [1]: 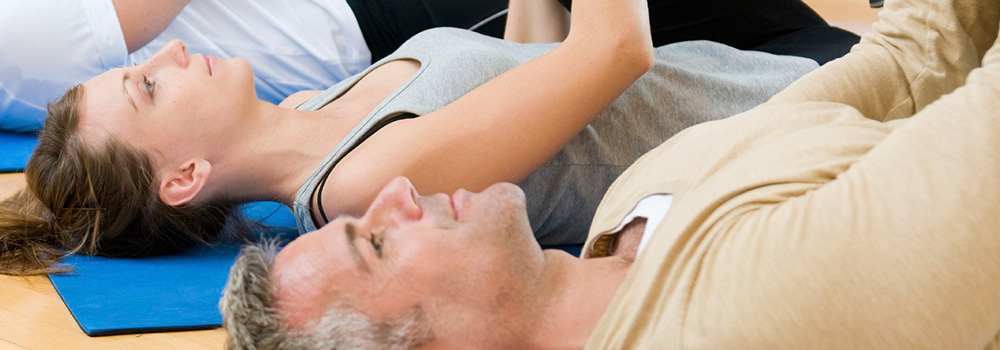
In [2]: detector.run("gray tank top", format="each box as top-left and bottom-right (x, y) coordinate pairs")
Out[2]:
(291, 28), (817, 244)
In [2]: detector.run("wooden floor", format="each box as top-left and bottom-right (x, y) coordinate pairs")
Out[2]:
(0, 2), (880, 349)
(0, 173), (225, 350)
(812, 0), (882, 34)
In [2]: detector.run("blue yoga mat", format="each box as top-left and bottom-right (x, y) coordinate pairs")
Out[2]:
(0, 130), (38, 173)
(49, 243), (242, 335)
(48, 201), (298, 336)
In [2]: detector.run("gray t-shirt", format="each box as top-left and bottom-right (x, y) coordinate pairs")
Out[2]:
(292, 28), (817, 244)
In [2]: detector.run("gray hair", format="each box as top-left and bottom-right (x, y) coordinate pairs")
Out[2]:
(219, 241), (435, 350)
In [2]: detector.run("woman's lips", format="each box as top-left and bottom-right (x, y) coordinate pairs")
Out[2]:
(205, 55), (215, 76)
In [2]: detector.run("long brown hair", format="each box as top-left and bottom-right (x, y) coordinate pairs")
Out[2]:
(0, 85), (240, 275)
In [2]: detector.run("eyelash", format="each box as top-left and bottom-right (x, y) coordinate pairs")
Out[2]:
(369, 228), (384, 258)
(142, 76), (156, 98)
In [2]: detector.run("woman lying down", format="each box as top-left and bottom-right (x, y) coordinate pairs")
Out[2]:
(0, 0), (858, 275)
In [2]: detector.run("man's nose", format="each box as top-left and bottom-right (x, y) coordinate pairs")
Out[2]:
(365, 177), (422, 224)
(148, 39), (190, 68)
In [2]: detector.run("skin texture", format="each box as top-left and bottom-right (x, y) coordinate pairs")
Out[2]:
(78, 39), (259, 206)
(71, 3), (652, 226)
(79, 40), (255, 157)
(270, 177), (640, 349)
(505, 0), (570, 43)
(216, 0), (653, 345)
(272, 177), (546, 348)
(76, 10), (654, 340)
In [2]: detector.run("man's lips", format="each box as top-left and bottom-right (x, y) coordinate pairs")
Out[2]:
(451, 189), (468, 219)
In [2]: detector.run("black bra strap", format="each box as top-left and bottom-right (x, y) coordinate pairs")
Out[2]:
(315, 170), (333, 224)
(312, 113), (419, 226)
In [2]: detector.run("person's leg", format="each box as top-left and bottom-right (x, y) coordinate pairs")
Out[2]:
(346, 0), (509, 63)
(557, 0), (860, 64)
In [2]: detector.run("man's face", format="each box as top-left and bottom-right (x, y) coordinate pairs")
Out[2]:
(271, 177), (545, 344)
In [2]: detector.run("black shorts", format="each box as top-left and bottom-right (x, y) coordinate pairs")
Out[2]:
(558, 0), (859, 64)
(348, 0), (859, 65)
(347, 0), (509, 63)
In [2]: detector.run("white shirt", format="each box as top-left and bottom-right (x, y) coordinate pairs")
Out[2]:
(0, 0), (370, 132)
(606, 194), (674, 258)
(0, 0), (125, 132)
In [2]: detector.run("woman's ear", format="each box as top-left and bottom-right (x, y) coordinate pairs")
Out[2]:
(158, 159), (212, 207)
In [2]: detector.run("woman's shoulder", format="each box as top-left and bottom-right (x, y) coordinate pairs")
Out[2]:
(278, 90), (324, 109)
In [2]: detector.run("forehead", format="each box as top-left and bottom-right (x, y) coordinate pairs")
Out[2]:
(272, 222), (360, 277)
(78, 68), (133, 142)
(271, 224), (362, 326)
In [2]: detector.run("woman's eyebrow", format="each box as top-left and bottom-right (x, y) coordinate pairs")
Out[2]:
(343, 223), (372, 272)
(121, 72), (138, 112)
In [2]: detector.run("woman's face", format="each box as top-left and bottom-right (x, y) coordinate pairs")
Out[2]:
(77, 39), (256, 167)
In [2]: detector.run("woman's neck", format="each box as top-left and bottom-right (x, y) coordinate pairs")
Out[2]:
(207, 100), (356, 206)
(209, 59), (421, 206)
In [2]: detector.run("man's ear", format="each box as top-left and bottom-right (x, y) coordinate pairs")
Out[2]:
(158, 159), (212, 207)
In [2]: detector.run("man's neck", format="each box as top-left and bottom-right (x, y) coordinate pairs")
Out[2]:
(522, 248), (635, 349)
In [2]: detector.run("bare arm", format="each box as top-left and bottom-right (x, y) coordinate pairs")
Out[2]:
(326, 0), (653, 216)
(504, 0), (571, 43)
(112, 0), (190, 52)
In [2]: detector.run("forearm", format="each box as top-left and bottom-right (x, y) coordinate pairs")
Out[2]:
(563, 0), (651, 64)
(768, 0), (997, 121)
(112, 0), (190, 52)
(504, 0), (570, 43)
(406, 0), (653, 193)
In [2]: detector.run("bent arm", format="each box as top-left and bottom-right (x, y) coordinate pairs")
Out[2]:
(329, 0), (653, 215)
(112, 0), (190, 52)
(683, 68), (1000, 349)
(505, 0), (571, 43)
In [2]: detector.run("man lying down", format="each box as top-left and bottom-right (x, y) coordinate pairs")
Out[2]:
(219, 0), (1000, 346)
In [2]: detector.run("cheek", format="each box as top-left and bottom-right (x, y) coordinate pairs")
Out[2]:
(170, 92), (208, 117)
(380, 231), (470, 295)
(164, 98), (229, 136)
(361, 264), (429, 320)
(406, 233), (513, 299)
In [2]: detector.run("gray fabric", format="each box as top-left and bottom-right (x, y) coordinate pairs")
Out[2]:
(292, 28), (817, 244)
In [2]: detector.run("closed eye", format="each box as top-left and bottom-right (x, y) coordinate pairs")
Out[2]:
(142, 76), (155, 98)
(370, 235), (383, 258)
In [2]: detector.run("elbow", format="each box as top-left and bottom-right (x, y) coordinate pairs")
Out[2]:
(564, 29), (653, 76)
(618, 36), (654, 76)
(635, 43), (655, 72)
(604, 16), (654, 73)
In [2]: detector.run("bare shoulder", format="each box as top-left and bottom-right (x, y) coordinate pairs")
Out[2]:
(279, 90), (324, 109)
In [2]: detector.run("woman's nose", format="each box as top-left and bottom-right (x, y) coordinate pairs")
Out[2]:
(148, 39), (190, 68)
